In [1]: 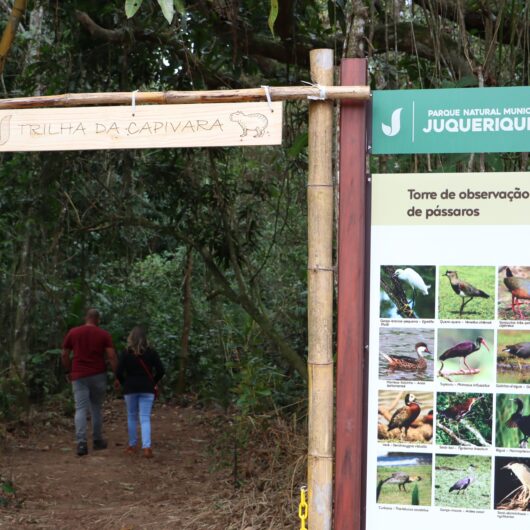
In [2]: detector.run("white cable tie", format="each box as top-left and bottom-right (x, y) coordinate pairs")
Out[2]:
(260, 85), (274, 113)
(302, 80), (327, 101)
(131, 89), (139, 116)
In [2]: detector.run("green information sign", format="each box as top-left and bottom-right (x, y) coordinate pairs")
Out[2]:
(372, 86), (530, 154)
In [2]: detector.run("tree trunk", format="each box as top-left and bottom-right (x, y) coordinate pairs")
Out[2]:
(11, 218), (33, 379)
(177, 247), (193, 394)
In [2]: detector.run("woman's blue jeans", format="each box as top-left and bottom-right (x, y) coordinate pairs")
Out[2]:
(124, 393), (155, 448)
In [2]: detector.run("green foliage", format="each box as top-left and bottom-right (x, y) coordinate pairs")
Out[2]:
(268, 0), (279, 36)
(157, 0), (175, 23)
(434, 454), (491, 509)
(126, 0), (182, 22)
(125, 0), (144, 18)
(0, 478), (16, 508)
(438, 266), (496, 320)
(411, 484), (419, 505)
(0, 377), (28, 422)
(26, 349), (63, 401)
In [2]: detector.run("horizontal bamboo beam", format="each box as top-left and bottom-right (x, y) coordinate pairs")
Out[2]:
(0, 85), (370, 110)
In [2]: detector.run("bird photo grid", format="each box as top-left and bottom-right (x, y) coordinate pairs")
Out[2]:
(366, 173), (530, 529)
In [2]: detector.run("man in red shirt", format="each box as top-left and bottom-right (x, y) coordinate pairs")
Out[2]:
(62, 308), (118, 456)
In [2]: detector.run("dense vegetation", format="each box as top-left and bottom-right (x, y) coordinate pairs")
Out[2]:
(1, 0), (529, 425)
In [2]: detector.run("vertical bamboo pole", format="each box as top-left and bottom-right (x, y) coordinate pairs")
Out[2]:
(307, 48), (334, 530)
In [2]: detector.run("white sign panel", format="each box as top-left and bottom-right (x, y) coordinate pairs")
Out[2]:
(367, 172), (530, 529)
(0, 102), (283, 151)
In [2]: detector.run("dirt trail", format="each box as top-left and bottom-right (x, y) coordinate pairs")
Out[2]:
(0, 400), (230, 529)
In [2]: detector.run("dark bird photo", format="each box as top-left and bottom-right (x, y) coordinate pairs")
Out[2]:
(438, 266), (495, 320)
(499, 266), (530, 321)
(379, 327), (434, 383)
(377, 451), (432, 506)
(496, 394), (530, 449)
(503, 343), (530, 369)
(448, 465), (476, 494)
(378, 391), (433, 444)
(436, 392), (492, 447)
(388, 393), (421, 440)
(380, 265), (435, 319)
(495, 457), (530, 511)
(437, 329), (494, 383)
(434, 455), (491, 509)
(497, 330), (530, 384)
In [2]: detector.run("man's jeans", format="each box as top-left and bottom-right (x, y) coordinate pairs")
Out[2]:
(72, 373), (107, 443)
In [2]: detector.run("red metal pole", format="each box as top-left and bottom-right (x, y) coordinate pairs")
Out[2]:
(334, 58), (368, 530)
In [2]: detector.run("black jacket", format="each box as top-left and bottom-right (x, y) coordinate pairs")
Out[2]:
(116, 347), (165, 395)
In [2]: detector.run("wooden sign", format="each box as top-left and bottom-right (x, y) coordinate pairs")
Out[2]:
(0, 102), (282, 151)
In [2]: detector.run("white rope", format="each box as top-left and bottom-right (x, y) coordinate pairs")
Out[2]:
(260, 85), (274, 112)
(302, 81), (327, 101)
(131, 89), (139, 116)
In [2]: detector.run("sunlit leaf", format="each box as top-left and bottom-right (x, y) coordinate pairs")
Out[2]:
(268, 0), (279, 37)
(174, 0), (186, 14)
(125, 0), (143, 18)
(288, 132), (308, 158)
(157, 0), (175, 23)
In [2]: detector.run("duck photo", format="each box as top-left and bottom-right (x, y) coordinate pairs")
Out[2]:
(380, 265), (435, 319)
(438, 266), (495, 320)
(379, 327), (434, 382)
(378, 391), (433, 444)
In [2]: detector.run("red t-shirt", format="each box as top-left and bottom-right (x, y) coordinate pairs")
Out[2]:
(62, 325), (113, 380)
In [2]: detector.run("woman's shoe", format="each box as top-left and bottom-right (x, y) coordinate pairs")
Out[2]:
(124, 446), (137, 455)
(142, 448), (153, 459)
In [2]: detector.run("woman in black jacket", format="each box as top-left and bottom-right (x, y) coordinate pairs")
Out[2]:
(116, 327), (165, 458)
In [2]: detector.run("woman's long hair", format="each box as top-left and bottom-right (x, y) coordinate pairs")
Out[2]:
(127, 326), (148, 356)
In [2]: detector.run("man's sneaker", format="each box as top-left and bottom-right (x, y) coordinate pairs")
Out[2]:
(77, 441), (88, 456)
(93, 439), (108, 451)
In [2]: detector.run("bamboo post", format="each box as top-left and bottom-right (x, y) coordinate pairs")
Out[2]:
(307, 48), (334, 530)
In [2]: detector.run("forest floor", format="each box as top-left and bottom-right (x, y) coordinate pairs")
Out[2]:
(0, 399), (302, 529)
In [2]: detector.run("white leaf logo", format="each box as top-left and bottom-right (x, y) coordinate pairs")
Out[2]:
(381, 107), (403, 137)
(0, 115), (11, 145)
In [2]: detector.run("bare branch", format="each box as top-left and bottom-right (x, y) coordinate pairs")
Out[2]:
(437, 422), (474, 446)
